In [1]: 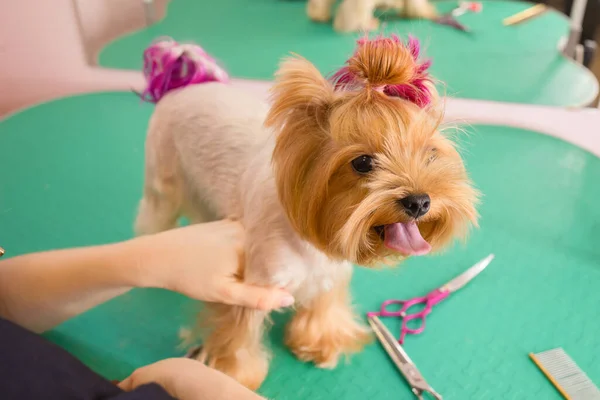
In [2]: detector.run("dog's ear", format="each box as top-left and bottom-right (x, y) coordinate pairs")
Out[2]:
(267, 56), (335, 250)
(265, 55), (334, 133)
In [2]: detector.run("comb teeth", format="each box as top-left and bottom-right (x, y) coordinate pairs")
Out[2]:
(530, 348), (600, 400)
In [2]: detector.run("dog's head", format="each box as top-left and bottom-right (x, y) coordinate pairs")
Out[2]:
(266, 35), (479, 266)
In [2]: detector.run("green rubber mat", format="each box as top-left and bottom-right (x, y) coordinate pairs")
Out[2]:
(99, 0), (598, 106)
(0, 92), (599, 399)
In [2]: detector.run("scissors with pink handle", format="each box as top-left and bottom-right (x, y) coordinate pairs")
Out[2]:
(368, 254), (494, 344)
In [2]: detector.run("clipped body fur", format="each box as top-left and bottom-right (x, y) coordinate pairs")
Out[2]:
(136, 83), (369, 389)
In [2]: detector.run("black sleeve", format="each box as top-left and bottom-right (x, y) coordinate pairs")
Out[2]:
(0, 317), (175, 400)
(106, 383), (175, 400)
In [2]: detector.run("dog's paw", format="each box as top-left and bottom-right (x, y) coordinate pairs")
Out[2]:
(333, 14), (380, 33)
(368, 17), (381, 31)
(404, 0), (438, 19)
(307, 0), (332, 22)
(195, 347), (269, 390)
(285, 310), (372, 368)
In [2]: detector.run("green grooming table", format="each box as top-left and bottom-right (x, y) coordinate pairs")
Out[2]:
(0, 92), (599, 399)
(99, 0), (599, 107)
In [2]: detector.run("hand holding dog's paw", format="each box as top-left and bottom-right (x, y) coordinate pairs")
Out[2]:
(198, 346), (270, 391)
(127, 220), (295, 310)
(119, 358), (265, 400)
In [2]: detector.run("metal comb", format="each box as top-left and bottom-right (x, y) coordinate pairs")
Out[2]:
(530, 348), (600, 400)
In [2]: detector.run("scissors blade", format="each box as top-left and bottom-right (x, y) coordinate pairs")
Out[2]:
(368, 316), (442, 399)
(368, 315), (413, 365)
(442, 254), (494, 293)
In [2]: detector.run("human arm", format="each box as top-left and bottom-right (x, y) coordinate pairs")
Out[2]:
(0, 220), (294, 333)
(0, 241), (139, 333)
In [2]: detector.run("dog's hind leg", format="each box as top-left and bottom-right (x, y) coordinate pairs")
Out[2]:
(134, 119), (183, 236)
(181, 194), (218, 225)
(196, 303), (270, 391)
(134, 185), (182, 236)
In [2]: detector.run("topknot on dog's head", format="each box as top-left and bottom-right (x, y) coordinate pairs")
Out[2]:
(265, 35), (436, 142)
(331, 35), (435, 108)
(335, 35), (416, 88)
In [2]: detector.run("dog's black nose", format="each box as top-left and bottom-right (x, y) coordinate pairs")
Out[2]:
(399, 194), (431, 218)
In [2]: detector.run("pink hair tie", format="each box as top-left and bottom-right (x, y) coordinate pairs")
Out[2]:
(140, 37), (229, 103)
(331, 35), (433, 108)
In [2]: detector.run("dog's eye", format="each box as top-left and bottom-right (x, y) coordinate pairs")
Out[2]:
(351, 155), (374, 174)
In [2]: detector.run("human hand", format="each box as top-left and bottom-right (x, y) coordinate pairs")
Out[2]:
(126, 220), (294, 310)
(118, 358), (265, 400)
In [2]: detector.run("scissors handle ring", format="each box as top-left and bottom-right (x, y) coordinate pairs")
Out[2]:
(399, 289), (449, 342)
(368, 288), (450, 343)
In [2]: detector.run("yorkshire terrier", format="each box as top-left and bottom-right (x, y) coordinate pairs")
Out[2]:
(135, 36), (479, 390)
(308, 0), (438, 32)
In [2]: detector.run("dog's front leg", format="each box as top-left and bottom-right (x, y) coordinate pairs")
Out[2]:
(196, 303), (269, 391)
(307, 0), (336, 22)
(333, 0), (381, 33)
(403, 0), (437, 19)
(194, 234), (288, 390)
(285, 273), (371, 368)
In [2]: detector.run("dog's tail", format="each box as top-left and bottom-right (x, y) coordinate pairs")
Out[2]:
(139, 37), (229, 103)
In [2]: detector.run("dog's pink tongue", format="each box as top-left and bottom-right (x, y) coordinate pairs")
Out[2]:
(384, 222), (431, 256)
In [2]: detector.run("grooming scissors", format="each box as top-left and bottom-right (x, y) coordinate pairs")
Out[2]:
(369, 315), (442, 399)
(433, 1), (482, 33)
(368, 254), (494, 344)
